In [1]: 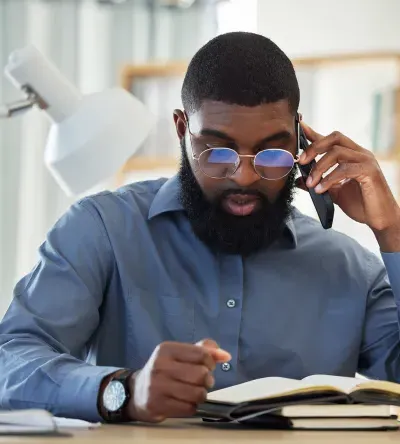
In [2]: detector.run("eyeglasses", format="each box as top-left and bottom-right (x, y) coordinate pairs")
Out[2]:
(185, 118), (300, 180)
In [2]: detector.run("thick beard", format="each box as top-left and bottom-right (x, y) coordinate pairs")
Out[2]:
(178, 139), (296, 256)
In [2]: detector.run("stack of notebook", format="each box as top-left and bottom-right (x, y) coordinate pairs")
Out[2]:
(196, 374), (400, 430)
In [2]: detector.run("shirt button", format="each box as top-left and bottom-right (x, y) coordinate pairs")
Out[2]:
(221, 362), (231, 371)
(226, 299), (236, 308)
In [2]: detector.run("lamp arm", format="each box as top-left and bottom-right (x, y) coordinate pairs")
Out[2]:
(0, 83), (49, 119)
(0, 95), (37, 119)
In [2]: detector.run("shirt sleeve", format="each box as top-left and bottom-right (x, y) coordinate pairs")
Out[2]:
(357, 251), (400, 381)
(0, 200), (121, 422)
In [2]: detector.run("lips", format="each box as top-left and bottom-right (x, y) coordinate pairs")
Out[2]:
(222, 194), (260, 216)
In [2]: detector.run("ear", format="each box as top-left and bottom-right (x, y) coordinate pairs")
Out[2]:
(173, 109), (187, 140)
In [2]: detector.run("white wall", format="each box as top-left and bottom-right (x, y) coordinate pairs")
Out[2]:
(257, 0), (400, 255)
(257, 0), (400, 58)
(0, 0), (219, 317)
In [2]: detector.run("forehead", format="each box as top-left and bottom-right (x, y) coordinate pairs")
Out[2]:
(188, 100), (294, 136)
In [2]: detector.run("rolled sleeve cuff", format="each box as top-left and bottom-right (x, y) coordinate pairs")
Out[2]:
(381, 252), (400, 302)
(56, 365), (121, 422)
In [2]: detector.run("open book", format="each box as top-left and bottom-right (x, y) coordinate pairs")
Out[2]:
(196, 374), (400, 428)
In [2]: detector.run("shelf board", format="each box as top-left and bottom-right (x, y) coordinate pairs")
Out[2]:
(120, 151), (400, 174)
(121, 156), (179, 172)
(292, 51), (400, 67)
(375, 154), (399, 162)
(120, 52), (400, 84)
(374, 147), (400, 162)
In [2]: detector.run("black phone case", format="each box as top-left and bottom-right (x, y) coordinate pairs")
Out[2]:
(298, 128), (334, 229)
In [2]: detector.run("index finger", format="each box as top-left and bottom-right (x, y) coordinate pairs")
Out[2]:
(165, 342), (217, 370)
(301, 121), (324, 143)
(196, 339), (232, 363)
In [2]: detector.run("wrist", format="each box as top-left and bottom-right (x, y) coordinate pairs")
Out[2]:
(124, 370), (165, 423)
(97, 369), (136, 422)
(373, 218), (400, 253)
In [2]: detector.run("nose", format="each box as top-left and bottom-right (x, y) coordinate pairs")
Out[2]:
(229, 156), (260, 188)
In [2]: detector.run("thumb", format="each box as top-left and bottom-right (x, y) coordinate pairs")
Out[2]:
(196, 339), (232, 363)
(196, 338), (218, 349)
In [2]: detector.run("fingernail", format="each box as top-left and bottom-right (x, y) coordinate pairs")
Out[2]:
(196, 339), (219, 349)
(315, 184), (323, 193)
(306, 175), (313, 187)
(300, 152), (307, 163)
(218, 349), (232, 360)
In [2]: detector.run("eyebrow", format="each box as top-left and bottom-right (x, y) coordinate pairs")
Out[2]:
(199, 128), (292, 148)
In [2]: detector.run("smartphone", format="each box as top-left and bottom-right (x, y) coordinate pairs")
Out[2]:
(296, 119), (334, 229)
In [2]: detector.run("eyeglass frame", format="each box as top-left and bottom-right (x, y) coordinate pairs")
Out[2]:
(183, 111), (302, 181)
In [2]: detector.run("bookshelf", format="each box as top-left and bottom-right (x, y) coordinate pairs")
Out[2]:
(117, 52), (400, 194)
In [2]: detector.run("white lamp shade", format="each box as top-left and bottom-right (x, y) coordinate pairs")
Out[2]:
(44, 87), (154, 196)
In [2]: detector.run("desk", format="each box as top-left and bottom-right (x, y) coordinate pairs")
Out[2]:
(0, 419), (399, 444)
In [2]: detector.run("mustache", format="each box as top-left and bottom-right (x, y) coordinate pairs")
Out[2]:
(218, 188), (266, 201)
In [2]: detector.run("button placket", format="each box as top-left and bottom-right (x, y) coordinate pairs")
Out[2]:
(215, 255), (243, 385)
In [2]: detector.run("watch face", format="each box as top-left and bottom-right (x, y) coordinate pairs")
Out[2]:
(103, 380), (126, 412)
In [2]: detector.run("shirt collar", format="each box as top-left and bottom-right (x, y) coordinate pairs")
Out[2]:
(148, 175), (184, 220)
(148, 174), (298, 249)
(283, 211), (298, 249)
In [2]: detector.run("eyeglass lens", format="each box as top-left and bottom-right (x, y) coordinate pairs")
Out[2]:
(198, 148), (295, 179)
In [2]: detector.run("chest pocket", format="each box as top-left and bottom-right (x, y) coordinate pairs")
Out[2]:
(125, 286), (195, 367)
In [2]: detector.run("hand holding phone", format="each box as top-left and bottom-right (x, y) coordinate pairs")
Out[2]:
(296, 117), (334, 229)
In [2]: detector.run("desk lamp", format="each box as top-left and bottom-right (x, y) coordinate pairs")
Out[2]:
(0, 45), (154, 196)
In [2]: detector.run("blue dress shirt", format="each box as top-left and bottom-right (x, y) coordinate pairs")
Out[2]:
(0, 175), (400, 422)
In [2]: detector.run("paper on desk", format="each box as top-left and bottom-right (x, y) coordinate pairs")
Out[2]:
(53, 417), (101, 429)
(0, 409), (56, 435)
(0, 409), (100, 435)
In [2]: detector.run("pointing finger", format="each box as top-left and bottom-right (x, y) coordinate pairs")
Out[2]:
(301, 121), (323, 143)
(196, 339), (231, 363)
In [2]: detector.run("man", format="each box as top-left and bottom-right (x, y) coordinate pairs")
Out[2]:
(1, 31), (400, 424)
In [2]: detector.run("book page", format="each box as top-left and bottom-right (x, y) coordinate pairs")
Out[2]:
(350, 379), (400, 395)
(207, 374), (400, 405)
(302, 375), (365, 393)
(280, 403), (392, 418)
(302, 374), (400, 395)
(207, 377), (322, 404)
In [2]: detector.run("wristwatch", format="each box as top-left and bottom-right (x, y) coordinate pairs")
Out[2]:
(101, 369), (133, 422)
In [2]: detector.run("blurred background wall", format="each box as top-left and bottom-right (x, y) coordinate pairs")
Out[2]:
(0, 0), (223, 315)
(257, 0), (400, 256)
(0, 0), (399, 315)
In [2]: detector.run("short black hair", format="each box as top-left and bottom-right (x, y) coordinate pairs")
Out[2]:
(181, 31), (300, 115)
